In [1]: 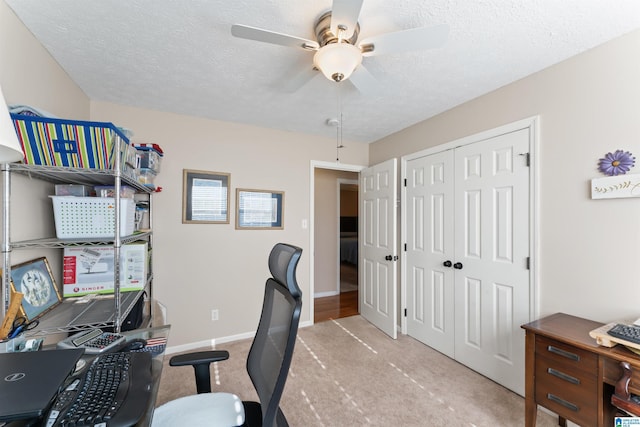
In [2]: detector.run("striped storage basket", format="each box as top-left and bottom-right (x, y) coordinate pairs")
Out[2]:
(11, 114), (129, 169)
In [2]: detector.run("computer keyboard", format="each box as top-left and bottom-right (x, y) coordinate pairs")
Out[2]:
(45, 351), (153, 427)
(607, 323), (640, 345)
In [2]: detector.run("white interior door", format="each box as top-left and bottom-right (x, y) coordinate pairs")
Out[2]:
(403, 124), (532, 395)
(360, 158), (397, 339)
(453, 128), (530, 394)
(405, 150), (455, 357)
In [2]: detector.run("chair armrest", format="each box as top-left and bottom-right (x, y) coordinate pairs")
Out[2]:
(169, 350), (230, 393)
(170, 350), (230, 367)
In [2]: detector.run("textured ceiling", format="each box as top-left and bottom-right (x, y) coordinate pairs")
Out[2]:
(5, 0), (640, 143)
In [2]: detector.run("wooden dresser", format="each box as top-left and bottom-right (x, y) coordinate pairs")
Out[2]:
(522, 312), (640, 426)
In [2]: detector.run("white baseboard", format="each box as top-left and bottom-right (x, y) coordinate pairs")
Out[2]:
(164, 320), (314, 355)
(314, 290), (339, 298)
(164, 330), (255, 355)
(164, 339), (214, 355)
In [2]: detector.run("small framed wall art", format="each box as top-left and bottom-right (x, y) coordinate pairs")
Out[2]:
(182, 169), (230, 224)
(236, 188), (284, 230)
(10, 257), (61, 321)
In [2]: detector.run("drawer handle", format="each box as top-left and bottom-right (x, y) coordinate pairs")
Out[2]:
(547, 345), (580, 361)
(547, 393), (579, 412)
(547, 368), (580, 385)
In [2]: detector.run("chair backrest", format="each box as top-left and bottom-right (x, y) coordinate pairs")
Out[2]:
(246, 243), (302, 427)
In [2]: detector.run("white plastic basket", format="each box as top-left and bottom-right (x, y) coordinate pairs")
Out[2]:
(51, 196), (136, 238)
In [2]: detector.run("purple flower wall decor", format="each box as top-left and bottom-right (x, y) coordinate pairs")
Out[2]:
(598, 150), (635, 176)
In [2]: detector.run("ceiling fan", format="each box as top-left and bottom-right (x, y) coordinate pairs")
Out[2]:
(230, 0), (449, 93)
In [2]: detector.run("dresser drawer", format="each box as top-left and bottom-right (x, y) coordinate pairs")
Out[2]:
(534, 336), (599, 426)
(536, 335), (598, 374)
(535, 354), (598, 425)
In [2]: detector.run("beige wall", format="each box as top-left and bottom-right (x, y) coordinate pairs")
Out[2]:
(1, 2), (370, 348)
(88, 103), (369, 346)
(371, 28), (640, 324)
(0, 3), (90, 280)
(314, 168), (358, 296)
(0, 4), (88, 119)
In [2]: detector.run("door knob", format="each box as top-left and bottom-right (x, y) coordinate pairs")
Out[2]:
(453, 262), (463, 269)
(443, 260), (452, 267)
(385, 255), (393, 261)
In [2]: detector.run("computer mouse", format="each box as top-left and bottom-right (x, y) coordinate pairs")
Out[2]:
(74, 358), (87, 373)
(120, 338), (146, 352)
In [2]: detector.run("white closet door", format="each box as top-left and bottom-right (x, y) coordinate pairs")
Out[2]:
(453, 128), (530, 395)
(405, 150), (455, 356)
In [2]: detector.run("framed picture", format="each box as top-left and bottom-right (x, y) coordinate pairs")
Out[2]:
(10, 257), (61, 321)
(182, 169), (230, 224)
(236, 188), (284, 230)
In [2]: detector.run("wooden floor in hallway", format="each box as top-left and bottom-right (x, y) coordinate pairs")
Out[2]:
(314, 290), (358, 323)
(314, 262), (359, 323)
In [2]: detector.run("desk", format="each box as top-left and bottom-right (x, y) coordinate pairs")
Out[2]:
(522, 313), (640, 427)
(120, 325), (171, 426)
(5, 324), (170, 427)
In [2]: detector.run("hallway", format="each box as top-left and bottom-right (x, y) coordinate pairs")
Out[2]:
(314, 262), (358, 323)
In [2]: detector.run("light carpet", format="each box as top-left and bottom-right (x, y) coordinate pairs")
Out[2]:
(156, 315), (559, 426)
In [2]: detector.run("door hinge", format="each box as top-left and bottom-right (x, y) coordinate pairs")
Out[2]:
(404, 308), (407, 317)
(519, 152), (530, 167)
(526, 257), (530, 270)
(404, 243), (407, 251)
(404, 178), (407, 187)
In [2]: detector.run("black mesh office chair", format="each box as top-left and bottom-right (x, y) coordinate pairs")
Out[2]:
(152, 243), (303, 427)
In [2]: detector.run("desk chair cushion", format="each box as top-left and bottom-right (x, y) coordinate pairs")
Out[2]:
(152, 392), (244, 427)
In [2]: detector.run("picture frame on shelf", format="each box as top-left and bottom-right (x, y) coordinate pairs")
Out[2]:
(236, 188), (284, 230)
(10, 257), (61, 321)
(182, 169), (230, 224)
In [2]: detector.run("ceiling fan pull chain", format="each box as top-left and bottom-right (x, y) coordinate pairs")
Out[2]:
(337, 90), (341, 161)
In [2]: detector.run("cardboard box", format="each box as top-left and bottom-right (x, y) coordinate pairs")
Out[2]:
(62, 243), (148, 297)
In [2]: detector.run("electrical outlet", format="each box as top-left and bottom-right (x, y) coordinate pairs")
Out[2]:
(211, 309), (219, 321)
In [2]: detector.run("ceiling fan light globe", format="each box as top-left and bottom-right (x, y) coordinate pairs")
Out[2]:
(313, 43), (362, 82)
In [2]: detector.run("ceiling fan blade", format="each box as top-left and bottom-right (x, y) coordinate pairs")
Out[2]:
(231, 24), (319, 50)
(348, 65), (378, 94)
(281, 66), (320, 93)
(359, 24), (449, 57)
(330, 0), (364, 39)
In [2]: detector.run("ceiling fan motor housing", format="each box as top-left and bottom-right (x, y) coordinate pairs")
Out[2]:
(314, 11), (360, 47)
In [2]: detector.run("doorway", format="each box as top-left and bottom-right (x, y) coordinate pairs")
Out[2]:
(312, 166), (361, 323)
(338, 179), (359, 294)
